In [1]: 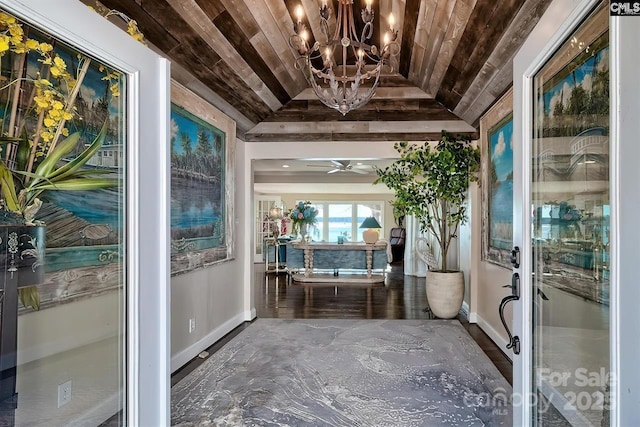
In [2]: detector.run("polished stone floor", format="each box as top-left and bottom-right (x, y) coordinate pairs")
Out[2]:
(172, 318), (513, 426)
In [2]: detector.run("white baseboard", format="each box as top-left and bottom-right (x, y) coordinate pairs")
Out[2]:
(461, 302), (478, 323)
(171, 312), (246, 373)
(475, 312), (512, 362)
(244, 307), (256, 321)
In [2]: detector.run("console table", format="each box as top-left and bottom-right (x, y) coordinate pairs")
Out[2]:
(286, 241), (388, 284)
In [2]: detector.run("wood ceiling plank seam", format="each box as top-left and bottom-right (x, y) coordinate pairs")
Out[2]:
(165, 44), (266, 123)
(416, 0), (457, 94)
(398, 0), (418, 78)
(293, 86), (432, 100)
(206, 60), (274, 120)
(408, 0), (432, 81)
(450, 0), (523, 99)
(213, 10), (291, 105)
(242, 0), (308, 93)
(139, 0), (223, 67)
(426, 0), (476, 96)
(454, 0), (553, 120)
(215, 0), (260, 37)
(166, 0), (283, 111)
(452, 61), (498, 116)
(249, 33), (300, 97)
(459, 89), (498, 127)
(98, 0), (181, 52)
(219, 0), (300, 97)
(436, 0), (510, 110)
(176, 69), (256, 132)
(193, 0), (227, 21)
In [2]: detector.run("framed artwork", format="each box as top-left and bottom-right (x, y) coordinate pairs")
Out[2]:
(481, 88), (513, 269)
(170, 82), (236, 275)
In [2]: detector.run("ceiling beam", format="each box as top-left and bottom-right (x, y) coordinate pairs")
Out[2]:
(244, 131), (478, 142)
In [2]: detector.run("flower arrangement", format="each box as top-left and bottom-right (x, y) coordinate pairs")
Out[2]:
(289, 200), (318, 236)
(0, 6), (144, 309)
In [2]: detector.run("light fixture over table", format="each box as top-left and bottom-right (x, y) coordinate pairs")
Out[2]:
(289, 0), (399, 115)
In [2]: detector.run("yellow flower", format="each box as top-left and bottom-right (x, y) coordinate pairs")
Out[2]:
(0, 35), (10, 54)
(25, 39), (39, 50)
(61, 128), (69, 136)
(0, 12), (16, 25)
(52, 100), (64, 110)
(34, 96), (49, 109)
(62, 111), (73, 121)
(38, 42), (53, 53)
(43, 118), (56, 127)
(40, 131), (53, 142)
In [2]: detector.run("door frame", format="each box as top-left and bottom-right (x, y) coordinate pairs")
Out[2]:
(512, 0), (608, 424)
(2, 1), (171, 425)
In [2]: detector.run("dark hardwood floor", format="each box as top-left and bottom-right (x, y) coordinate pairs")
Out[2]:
(172, 262), (513, 387)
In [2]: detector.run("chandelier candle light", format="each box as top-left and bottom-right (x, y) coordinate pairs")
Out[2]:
(289, 0), (399, 115)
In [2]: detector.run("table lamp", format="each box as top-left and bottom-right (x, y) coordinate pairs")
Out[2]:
(359, 216), (382, 244)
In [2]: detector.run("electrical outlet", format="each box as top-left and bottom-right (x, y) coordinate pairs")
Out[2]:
(189, 317), (196, 333)
(58, 380), (72, 408)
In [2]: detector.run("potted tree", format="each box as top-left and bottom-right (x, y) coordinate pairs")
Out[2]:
(375, 132), (480, 318)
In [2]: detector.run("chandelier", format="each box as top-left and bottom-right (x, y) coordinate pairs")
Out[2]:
(289, 0), (399, 115)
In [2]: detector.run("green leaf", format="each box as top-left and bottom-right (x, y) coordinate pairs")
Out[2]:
(28, 177), (118, 192)
(33, 132), (81, 181)
(48, 121), (109, 182)
(0, 162), (19, 211)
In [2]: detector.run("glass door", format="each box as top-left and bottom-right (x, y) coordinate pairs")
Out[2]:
(513, 1), (611, 425)
(530, 4), (610, 425)
(2, 1), (170, 425)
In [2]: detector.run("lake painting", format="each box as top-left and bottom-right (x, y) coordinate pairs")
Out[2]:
(170, 104), (226, 272)
(488, 113), (513, 253)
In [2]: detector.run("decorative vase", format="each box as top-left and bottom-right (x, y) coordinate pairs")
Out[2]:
(299, 222), (311, 242)
(425, 270), (464, 319)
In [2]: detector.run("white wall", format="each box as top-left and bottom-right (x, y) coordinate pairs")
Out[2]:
(170, 131), (250, 372)
(459, 182), (513, 355)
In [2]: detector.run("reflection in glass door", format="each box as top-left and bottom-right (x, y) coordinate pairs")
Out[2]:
(0, 7), (128, 425)
(530, 2), (609, 425)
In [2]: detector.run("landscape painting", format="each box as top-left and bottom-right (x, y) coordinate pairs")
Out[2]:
(170, 104), (228, 275)
(488, 114), (514, 256)
(481, 88), (513, 269)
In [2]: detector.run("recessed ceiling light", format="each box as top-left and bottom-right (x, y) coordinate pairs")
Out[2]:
(282, 164), (290, 168)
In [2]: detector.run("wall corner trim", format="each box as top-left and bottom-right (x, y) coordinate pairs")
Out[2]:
(171, 312), (246, 373)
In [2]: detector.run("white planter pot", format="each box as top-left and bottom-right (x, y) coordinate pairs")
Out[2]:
(426, 270), (464, 319)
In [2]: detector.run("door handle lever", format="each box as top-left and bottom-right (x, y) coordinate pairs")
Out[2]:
(498, 269), (521, 355)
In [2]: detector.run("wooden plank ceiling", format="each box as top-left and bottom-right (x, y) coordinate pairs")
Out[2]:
(98, 0), (552, 142)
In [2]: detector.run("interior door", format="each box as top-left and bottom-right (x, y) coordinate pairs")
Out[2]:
(512, 0), (611, 425)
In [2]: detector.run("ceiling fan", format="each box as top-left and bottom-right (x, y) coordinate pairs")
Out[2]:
(306, 160), (371, 174)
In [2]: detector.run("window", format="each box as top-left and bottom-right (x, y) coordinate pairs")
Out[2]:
(309, 201), (384, 243)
